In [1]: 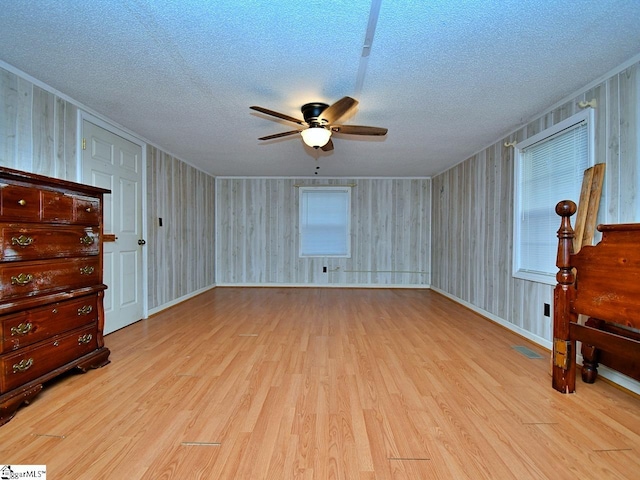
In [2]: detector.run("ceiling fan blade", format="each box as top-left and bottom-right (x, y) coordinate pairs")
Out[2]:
(330, 125), (388, 136)
(320, 139), (334, 152)
(250, 106), (305, 125)
(319, 97), (358, 124)
(258, 130), (301, 141)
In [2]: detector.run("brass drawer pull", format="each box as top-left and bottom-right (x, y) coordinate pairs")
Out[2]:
(78, 333), (93, 345)
(11, 322), (33, 336)
(13, 358), (34, 373)
(85, 207), (92, 213)
(11, 235), (34, 247)
(78, 305), (93, 315)
(11, 273), (34, 285)
(18, 199), (27, 206)
(79, 266), (95, 275)
(80, 235), (95, 246)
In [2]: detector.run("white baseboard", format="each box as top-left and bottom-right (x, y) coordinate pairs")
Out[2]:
(431, 286), (552, 349)
(430, 287), (640, 395)
(147, 284), (216, 316)
(214, 282), (430, 289)
(597, 366), (640, 395)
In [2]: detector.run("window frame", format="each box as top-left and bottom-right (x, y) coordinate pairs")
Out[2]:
(298, 186), (352, 258)
(512, 108), (595, 285)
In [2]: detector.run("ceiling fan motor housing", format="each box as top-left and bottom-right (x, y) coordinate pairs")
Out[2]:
(301, 102), (329, 126)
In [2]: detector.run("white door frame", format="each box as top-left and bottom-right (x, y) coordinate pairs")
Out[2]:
(77, 110), (148, 320)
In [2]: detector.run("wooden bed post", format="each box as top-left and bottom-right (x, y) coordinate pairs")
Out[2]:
(552, 200), (578, 393)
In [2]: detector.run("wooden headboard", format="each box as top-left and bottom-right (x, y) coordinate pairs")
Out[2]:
(552, 200), (640, 393)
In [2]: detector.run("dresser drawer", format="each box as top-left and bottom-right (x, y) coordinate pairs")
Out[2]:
(0, 324), (98, 393)
(0, 186), (101, 225)
(1, 294), (98, 353)
(73, 196), (101, 225)
(0, 257), (101, 300)
(0, 184), (40, 221)
(41, 190), (74, 223)
(1, 224), (99, 261)
(40, 192), (101, 225)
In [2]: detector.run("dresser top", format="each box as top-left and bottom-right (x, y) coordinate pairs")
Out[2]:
(0, 166), (111, 196)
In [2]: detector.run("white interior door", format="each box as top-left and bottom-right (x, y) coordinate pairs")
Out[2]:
(82, 119), (144, 334)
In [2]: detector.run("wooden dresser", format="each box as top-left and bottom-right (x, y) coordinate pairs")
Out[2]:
(0, 166), (110, 425)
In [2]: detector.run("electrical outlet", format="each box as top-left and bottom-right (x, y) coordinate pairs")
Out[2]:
(544, 303), (550, 317)
(159, 217), (163, 227)
(322, 266), (327, 273)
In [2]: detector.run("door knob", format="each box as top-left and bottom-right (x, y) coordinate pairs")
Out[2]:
(138, 239), (146, 245)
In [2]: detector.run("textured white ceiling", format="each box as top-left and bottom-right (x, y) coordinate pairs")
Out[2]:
(1, 0), (639, 177)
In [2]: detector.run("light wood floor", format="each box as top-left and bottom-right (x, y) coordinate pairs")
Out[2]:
(1, 288), (639, 479)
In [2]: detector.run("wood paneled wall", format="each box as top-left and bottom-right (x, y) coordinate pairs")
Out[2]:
(0, 65), (215, 312)
(147, 147), (216, 309)
(431, 60), (640, 345)
(1, 68), (79, 180)
(4, 55), (637, 329)
(216, 177), (431, 286)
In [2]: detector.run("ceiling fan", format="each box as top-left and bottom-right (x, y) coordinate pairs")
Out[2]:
(250, 96), (387, 151)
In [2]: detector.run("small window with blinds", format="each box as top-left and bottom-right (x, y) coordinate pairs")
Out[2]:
(299, 186), (351, 257)
(513, 109), (594, 284)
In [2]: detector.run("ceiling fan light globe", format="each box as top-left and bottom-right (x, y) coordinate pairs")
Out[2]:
(301, 127), (331, 148)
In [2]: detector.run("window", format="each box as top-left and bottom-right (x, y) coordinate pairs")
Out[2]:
(299, 186), (351, 257)
(513, 109), (594, 284)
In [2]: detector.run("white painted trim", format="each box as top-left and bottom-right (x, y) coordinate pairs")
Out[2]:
(141, 143), (149, 319)
(516, 108), (594, 151)
(434, 53), (640, 178)
(512, 108), (594, 285)
(299, 186), (352, 258)
(215, 283), (430, 289)
(79, 111), (146, 161)
(1, 59), (86, 112)
(431, 286), (552, 349)
(78, 111), (149, 320)
(534, 52), (640, 122)
(0, 59), (210, 177)
(597, 366), (640, 395)
(147, 284), (217, 316)
(214, 176), (220, 284)
(431, 287), (640, 395)
(216, 176), (432, 180)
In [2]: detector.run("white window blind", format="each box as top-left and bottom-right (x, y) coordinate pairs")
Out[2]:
(299, 187), (351, 257)
(514, 111), (592, 284)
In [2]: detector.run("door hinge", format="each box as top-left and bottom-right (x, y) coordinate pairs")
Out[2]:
(82, 138), (86, 150)
(553, 338), (571, 370)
